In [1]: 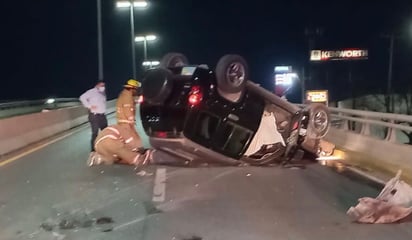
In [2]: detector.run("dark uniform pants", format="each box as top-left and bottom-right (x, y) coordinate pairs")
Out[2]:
(88, 112), (108, 151)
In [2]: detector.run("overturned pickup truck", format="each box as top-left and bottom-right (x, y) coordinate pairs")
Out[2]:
(139, 53), (334, 166)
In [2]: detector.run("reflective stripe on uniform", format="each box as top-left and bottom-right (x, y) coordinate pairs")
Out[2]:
(142, 152), (151, 165)
(118, 119), (135, 124)
(132, 153), (140, 165)
(106, 127), (120, 136)
(94, 134), (118, 148)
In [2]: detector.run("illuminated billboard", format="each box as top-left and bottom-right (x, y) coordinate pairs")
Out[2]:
(274, 66), (292, 73)
(310, 49), (368, 61)
(275, 73), (297, 85)
(306, 90), (329, 105)
(273, 65), (299, 97)
(274, 66), (297, 86)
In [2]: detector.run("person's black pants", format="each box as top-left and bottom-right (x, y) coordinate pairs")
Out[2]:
(88, 112), (108, 152)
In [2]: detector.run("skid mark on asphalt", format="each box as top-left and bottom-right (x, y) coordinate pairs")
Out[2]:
(113, 217), (146, 231)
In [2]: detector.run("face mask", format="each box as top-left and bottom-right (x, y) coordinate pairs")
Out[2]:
(98, 86), (105, 92)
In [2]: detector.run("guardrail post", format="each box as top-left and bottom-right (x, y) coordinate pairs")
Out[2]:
(360, 119), (370, 136)
(341, 119), (349, 130)
(339, 112), (349, 130)
(385, 120), (398, 143)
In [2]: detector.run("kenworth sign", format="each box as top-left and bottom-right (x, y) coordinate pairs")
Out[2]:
(310, 49), (368, 61)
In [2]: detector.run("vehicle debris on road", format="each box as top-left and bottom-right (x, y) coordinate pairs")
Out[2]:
(347, 170), (412, 223)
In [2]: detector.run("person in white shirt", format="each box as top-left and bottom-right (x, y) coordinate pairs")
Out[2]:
(79, 81), (108, 155)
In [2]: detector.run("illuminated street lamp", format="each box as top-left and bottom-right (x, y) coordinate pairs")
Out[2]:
(46, 98), (56, 104)
(116, 1), (148, 8)
(135, 35), (157, 61)
(142, 60), (160, 68)
(116, 1), (148, 79)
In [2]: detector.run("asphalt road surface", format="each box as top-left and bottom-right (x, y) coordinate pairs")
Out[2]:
(0, 125), (411, 240)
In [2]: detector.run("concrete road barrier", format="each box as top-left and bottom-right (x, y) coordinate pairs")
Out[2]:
(0, 100), (116, 156)
(325, 128), (412, 183)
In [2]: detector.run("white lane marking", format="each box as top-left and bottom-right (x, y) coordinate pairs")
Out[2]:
(0, 130), (79, 167)
(152, 168), (166, 202)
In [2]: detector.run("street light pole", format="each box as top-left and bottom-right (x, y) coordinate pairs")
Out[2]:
(304, 26), (323, 91)
(382, 33), (399, 112)
(135, 35), (156, 62)
(116, 1), (148, 79)
(129, 2), (136, 79)
(143, 38), (148, 61)
(97, 0), (104, 81)
(387, 34), (395, 112)
(301, 66), (306, 103)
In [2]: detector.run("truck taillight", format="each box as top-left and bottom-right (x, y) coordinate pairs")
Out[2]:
(154, 131), (167, 138)
(188, 86), (203, 106)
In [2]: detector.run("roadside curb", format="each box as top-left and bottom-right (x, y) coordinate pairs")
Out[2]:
(329, 147), (411, 186)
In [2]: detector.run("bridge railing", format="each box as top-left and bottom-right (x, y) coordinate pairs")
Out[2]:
(0, 98), (80, 110)
(0, 98), (81, 119)
(296, 104), (412, 145)
(328, 107), (412, 144)
(307, 105), (412, 183)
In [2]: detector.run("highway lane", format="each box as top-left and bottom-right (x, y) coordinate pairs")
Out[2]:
(0, 126), (411, 239)
(0, 123), (156, 240)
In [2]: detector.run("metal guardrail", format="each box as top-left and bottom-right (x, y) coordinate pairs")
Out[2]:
(0, 98), (81, 119)
(296, 104), (412, 144)
(328, 107), (412, 144)
(0, 98), (80, 110)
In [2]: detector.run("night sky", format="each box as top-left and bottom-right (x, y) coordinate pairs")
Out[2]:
(3, 0), (412, 102)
